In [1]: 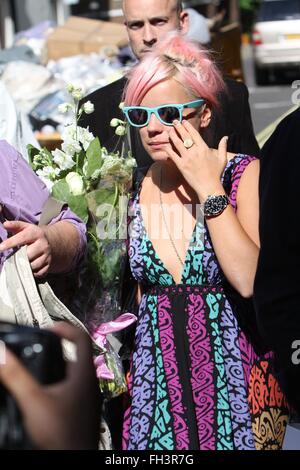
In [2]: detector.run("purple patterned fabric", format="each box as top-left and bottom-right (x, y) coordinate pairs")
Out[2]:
(124, 154), (289, 450)
(158, 293), (190, 449)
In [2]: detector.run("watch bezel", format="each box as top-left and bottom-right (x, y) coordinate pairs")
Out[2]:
(203, 194), (229, 217)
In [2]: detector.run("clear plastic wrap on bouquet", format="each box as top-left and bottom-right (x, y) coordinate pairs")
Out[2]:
(96, 345), (128, 399)
(92, 313), (137, 399)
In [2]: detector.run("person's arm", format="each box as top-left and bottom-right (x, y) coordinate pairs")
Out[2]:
(254, 109), (300, 413)
(0, 322), (101, 450)
(0, 141), (86, 277)
(166, 121), (259, 297)
(204, 157), (260, 297)
(0, 218), (82, 277)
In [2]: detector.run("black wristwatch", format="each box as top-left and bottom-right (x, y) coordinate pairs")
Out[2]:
(203, 194), (229, 217)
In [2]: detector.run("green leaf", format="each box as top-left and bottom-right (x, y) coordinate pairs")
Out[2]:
(52, 179), (89, 222)
(85, 137), (103, 179)
(76, 149), (86, 170)
(27, 144), (41, 167)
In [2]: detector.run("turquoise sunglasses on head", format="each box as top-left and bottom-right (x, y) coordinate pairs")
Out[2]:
(122, 99), (205, 128)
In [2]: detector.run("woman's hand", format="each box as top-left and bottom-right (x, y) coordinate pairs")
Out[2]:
(166, 119), (228, 202)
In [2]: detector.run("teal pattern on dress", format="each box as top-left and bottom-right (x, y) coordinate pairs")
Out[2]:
(148, 294), (174, 449)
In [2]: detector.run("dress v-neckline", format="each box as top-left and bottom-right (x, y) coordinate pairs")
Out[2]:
(135, 155), (240, 285)
(137, 180), (201, 285)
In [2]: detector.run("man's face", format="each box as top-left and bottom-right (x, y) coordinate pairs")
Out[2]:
(123, 0), (188, 59)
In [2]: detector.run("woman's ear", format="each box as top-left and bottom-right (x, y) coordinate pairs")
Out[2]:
(179, 10), (189, 35)
(199, 105), (212, 128)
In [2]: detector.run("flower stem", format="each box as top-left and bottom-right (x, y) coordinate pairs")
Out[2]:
(88, 230), (100, 250)
(106, 183), (119, 235)
(72, 98), (78, 173)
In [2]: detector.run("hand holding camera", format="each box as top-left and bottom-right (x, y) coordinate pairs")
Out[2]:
(0, 321), (101, 450)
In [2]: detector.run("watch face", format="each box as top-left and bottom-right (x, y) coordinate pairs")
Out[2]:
(204, 195), (229, 216)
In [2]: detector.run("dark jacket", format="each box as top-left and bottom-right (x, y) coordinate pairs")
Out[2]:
(79, 75), (260, 169)
(254, 107), (300, 413)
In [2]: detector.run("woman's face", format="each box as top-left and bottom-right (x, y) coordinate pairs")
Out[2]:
(138, 78), (210, 161)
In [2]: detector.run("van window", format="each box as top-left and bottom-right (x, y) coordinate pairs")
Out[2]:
(258, 0), (300, 21)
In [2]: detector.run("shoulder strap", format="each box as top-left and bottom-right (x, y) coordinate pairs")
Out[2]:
(38, 197), (66, 226)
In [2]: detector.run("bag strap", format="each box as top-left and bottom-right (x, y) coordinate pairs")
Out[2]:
(1, 246), (93, 361)
(38, 197), (66, 227)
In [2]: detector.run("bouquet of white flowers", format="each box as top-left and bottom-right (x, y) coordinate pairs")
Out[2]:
(27, 84), (136, 398)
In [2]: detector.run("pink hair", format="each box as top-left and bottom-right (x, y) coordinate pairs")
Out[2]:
(124, 33), (225, 108)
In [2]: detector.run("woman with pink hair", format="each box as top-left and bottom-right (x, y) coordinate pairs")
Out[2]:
(122, 33), (288, 450)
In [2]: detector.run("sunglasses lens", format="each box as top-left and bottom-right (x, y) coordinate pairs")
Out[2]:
(158, 106), (180, 124)
(127, 108), (148, 126)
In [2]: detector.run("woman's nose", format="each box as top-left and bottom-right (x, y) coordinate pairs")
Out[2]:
(147, 112), (164, 133)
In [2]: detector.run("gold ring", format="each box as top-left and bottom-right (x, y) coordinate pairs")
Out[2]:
(183, 138), (194, 149)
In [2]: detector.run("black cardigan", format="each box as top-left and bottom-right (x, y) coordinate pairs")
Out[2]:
(254, 107), (300, 413)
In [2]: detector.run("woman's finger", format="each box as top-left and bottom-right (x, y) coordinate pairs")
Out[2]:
(218, 136), (228, 160)
(164, 144), (183, 169)
(172, 120), (192, 144)
(182, 120), (208, 149)
(168, 128), (187, 155)
(217, 136), (228, 171)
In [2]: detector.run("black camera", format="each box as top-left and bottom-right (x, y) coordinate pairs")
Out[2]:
(0, 322), (66, 449)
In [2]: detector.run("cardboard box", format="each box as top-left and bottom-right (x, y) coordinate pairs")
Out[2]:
(47, 28), (86, 60)
(47, 16), (128, 61)
(61, 15), (104, 33)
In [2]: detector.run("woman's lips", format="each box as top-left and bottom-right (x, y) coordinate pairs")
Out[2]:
(148, 142), (169, 149)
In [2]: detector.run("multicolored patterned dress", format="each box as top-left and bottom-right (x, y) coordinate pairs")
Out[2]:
(123, 154), (289, 450)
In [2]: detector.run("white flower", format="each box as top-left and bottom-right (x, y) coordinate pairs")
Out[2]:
(52, 148), (75, 170)
(100, 155), (123, 177)
(58, 103), (72, 114)
(61, 124), (77, 142)
(61, 140), (82, 156)
(66, 172), (85, 196)
(110, 118), (119, 128)
(37, 166), (60, 179)
(67, 83), (75, 93)
(125, 156), (137, 170)
(82, 101), (94, 114)
(60, 124), (94, 154)
(71, 87), (83, 101)
(39, 177), (54, 191)
(36, 166), (60, 189)
(61, 125), (82, 155)
(33, 154), (43, 165)
(115, 125), (126, 136)
(76, 126), (95, 151)
(91, 168), (101, 181)
(119, 102), (125, 110)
